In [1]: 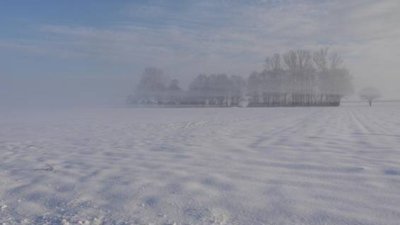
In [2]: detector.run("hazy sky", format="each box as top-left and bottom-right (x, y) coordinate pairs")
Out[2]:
(1, 0), (399, 107)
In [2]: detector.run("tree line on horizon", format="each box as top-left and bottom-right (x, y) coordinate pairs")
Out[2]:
(128, 48), (354, 107)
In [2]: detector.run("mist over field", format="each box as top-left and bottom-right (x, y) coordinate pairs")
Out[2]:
(1, 0), (400, 108)
(1, 1), (400, 225)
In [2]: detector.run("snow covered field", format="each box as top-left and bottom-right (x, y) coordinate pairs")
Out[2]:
(1, 104), (400, 225)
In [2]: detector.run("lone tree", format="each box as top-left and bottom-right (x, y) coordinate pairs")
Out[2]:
(359, 87), (381, 107)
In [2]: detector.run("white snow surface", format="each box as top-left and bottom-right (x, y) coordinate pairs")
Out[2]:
(1, 104), (400, 225)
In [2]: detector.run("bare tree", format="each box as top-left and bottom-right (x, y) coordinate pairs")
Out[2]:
(313, 48), (353, 105)
(359, 87), (381, 107)
(188, 74), (210, 105)
(313, 48), (329, 71)
(134, 67), (167, 104)
(166, 79), (182, 104)
(247, 72), (263, 105)
(283, 49), (316, 105)
(329, 52), (343, 69)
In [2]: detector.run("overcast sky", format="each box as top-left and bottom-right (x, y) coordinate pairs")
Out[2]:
(1, 0), (399, 107)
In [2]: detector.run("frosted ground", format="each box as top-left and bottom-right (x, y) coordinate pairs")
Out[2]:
(1, 104), (400, 225)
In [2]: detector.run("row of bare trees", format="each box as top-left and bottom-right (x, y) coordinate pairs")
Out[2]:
(128, 48), (353, 107)
(248, 48), (353, 106)
(128, 69), (246, 106)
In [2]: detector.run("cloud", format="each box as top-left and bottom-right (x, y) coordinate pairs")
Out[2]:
(1, 0), (399, 97)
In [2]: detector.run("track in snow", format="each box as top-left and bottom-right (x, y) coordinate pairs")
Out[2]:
(1, 104), (400, 224)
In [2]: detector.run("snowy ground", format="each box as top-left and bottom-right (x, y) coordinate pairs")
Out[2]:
(1, 104), (400, 225)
